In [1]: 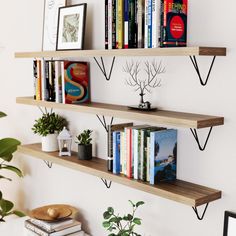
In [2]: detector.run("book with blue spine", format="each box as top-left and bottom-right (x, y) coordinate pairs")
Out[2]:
(113, 131), (121, 174)
(150, 129), (177, 184)
(147, 0), (152, 48)
(124, 0), (129, 48)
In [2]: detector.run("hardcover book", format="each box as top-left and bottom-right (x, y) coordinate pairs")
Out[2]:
(105, 0), (109, 49)
(150, 129), (177, 184)
(33, 60), (37, 100)
(113, 131), (121, 174)
(160, 0), (187, 47)
(63, 61), (90, 104)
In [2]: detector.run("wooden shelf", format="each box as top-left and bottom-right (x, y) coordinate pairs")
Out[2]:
(16, 96), (224, 129)
(17, 143), (221, 207)
(14, 47), (226, 59)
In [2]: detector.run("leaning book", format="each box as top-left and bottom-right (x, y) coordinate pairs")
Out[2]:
(150, 129), (177, 184)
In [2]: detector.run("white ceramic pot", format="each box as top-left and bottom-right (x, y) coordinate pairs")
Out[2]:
(41, 133), (58, 152)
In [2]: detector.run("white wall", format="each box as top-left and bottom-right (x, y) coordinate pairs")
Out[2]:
(0, 0), (235, 235)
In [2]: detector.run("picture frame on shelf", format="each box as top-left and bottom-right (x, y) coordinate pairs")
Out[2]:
(223, 211), (236, 236)
(56, 4), (87, 51)
(42, 0), (67, 51)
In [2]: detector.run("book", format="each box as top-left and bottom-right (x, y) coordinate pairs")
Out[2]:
(160, 0), (188, 47)
(120, 130), (126, 175)
(117, 0), (124, 48)
(28, 217), (74, 231)
(147, 0), (152, 48)
(36, 60), (42, 100)
(151, 0), (161, 48)
(128, 0), (137, 48)
(63, 61), (90, 104)
(25, 230), (87, 236)
(108, 0), (113, 49)
(33, 60), (37, 100)
(55, 61), (63, 103)
(105, 0), (109, 49)
(25, 219), (82, 236)
(150, 129), (177, 184)
(41, 59), (50, 101)
(137, 0), (145, 48)
(124, 0), (129, 48)
(112, 0), (117, 49)
(107, 122), (133, 158)
(113, 131), (121, 174)
(48, 60), (56, 102)
(144, 0), (149, 48)
(125, 126), (133, 178)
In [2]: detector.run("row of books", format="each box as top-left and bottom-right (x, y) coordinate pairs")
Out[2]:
(24, 217), (89, 236)
(108, 123), (177, 184)
(33, 60), (90, 104)
(105, 0), (188, 49)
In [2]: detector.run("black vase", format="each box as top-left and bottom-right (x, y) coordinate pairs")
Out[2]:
(77, 144), (92, 160)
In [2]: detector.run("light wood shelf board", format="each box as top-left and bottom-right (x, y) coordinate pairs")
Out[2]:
(16, 97), (224, 129)
(17, 144), (221, 207)
(14, 47), (226, 58)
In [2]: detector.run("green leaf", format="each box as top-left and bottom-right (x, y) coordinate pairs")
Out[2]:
(12, 210), (25, 217)
(0, 199), (14, 213)
(107, 207), (114, 214)
(102, 221), (111, 228)
(133, 218), (142, 225)
(0, 112), (6, 118)
(103, 211), (112, 219)
(128, 200), (135, 207)
(127, 214), (133, 221)
(135, 201), (145, 208)
(0, 165), (23, 177)
(0, 175), (12, 181)
(0, 138), (21, 161)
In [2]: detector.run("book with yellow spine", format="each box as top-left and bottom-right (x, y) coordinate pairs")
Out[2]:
(116, 0), (124, 49)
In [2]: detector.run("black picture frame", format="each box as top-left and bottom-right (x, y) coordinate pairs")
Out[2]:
(223, 211), (236, 236)
(56, 3), (87, 51)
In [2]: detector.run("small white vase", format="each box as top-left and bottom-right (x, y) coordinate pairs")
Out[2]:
(41, 133), (58, 152)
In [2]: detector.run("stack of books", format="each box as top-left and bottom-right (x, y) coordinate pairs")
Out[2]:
(105, 0), (188, 49)
(108, 123), (177, 185)
(24, 217), (89, 236)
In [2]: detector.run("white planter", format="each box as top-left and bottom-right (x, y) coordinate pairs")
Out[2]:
(41, 133), (58, 152)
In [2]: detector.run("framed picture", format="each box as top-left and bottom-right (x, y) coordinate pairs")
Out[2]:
(56, 4), (87, 51)
(223, 211), (236, 236)
(42, 0), (67, 51)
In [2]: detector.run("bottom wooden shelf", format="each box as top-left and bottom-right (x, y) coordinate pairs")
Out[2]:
(17, 144), (221, 207)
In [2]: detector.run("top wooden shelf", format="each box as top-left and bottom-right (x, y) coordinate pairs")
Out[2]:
(16, 97), (224, 129)
(14, 47), (226, 58)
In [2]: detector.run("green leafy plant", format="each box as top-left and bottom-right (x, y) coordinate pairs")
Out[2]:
(75, 129), (92, 145)
(32, 109), (68, 137)
(0, 111), (25, 222)
(102, 200), (145, 236)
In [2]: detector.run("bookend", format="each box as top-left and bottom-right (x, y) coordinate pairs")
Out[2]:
(189, 56), (216, 86)
(43, 160), (53, 168)
(101, 178), (112, 189)
(192, 203), (209, 220)
(190, 127), (213, 151)
(93, 56), (116, 81)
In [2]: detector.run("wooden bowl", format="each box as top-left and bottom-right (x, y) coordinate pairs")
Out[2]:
(29, 204), (73, 222)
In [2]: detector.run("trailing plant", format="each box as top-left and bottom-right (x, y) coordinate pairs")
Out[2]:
(102, 200), (145, 236)
(32, 108), (68, 137)
(0, 111), (25, 222)
(75, 129), (92, 145)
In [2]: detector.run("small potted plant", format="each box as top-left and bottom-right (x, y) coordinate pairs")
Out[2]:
(32, 109), (68, 152)
(75, 129), (93, 160)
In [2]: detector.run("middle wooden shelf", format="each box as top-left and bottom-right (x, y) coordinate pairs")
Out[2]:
(16, 96), (224, 129)
(17, 143), (221, 208)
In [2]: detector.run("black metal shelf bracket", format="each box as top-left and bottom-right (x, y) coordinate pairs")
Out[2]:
(101, 178), (112, 189)
(189, 56), (216, 86)
(94, 56), (116, 81)
(190, 127), (213, 151)
(43, 160), (53, 168)
(96, 115), (114, 133)
(192, 203), (209, 220)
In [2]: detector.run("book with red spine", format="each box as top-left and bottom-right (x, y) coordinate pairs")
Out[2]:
(125, 126), (133, 178)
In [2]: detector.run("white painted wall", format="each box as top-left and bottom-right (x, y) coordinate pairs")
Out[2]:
(0, 0), (235, 235)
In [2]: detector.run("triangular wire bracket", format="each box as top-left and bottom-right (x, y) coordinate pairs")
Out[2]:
(190, 127), (213, 151)
(192, 203), (209, 220)
(96, 115), (114, 133)
(94, 56), (116, 81)
(189, 56), (216, 86)
(101, 178), (112, 189)
(43, 160), (53, 168)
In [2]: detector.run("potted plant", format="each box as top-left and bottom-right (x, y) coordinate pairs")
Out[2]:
(102, 200), (145, 236)
(32, 109), (68, 152)
(75, 129), (93, 160)
(0, 111), (25, 222)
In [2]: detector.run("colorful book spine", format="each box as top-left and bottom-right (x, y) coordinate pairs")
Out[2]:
(105, 0), (109, 49)
(120, 131), (125, 175)
(146, 136), (150, 181)
(33, 60), (37, 100)
(137, 0), (145, 48)
(42, 60), (50, 101)
(55, 61), (63, 103)
(117, 0), (124, 49)
(124, 0), (129, 48)
(125, 127), (133, 178)
(160, 0), (188, 47)
(48, 61), (56, 102)
(147, 0), (152, 48)
(36, 60), (42, 101)
(151, 0), (161, 48)
(144, 0), (149, 48)
(150, 129), (177, 185)
(112, 0), (117, 49)
(133, 129), (139, 179)
(108, 0), (113, 49)
(113, 131), (121, 174)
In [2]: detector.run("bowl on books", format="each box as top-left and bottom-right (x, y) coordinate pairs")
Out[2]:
(29, 204), (73, 222)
